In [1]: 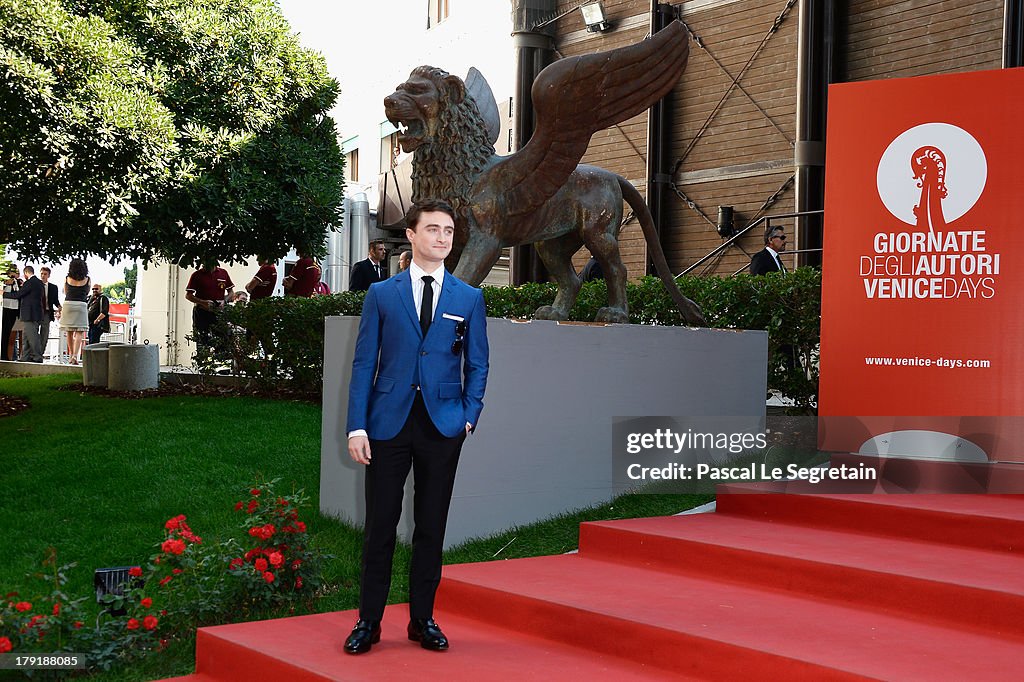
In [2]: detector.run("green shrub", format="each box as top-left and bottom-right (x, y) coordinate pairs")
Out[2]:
(199, 270), (821, 411)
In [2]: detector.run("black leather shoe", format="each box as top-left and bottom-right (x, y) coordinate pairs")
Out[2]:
(407, 618), (449, 651)
(343, 619), (381, 655)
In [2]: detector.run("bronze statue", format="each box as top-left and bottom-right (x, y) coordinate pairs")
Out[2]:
(384, 21), (705, 325)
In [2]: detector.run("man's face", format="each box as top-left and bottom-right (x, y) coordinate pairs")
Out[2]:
(23, 268), (32, 280)
(370, 243), (386, 262)
(406, 211), (454, 267)
(769, 231), (787, 252)
(92, 285), (102, 297)
(400, 252), (411, 270)
(39, 270), (49, 283)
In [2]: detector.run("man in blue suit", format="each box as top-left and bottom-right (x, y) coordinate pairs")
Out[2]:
(344, 199), (489, 655)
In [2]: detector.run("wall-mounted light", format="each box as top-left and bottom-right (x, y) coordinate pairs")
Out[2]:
(717, 206), (735, 239)
(580, 1), (611, 33)
(532, 1), (612, 33)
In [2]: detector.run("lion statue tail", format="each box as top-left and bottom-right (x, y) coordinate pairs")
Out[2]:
(618, 177), (707, 327)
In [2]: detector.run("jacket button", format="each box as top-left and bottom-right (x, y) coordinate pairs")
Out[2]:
(421, 351), (427, 356)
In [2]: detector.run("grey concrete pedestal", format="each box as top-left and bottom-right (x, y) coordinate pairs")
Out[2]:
(320, 317), (768, 548)
(82, 342), (125, 388)
(107, 343), (160, 391)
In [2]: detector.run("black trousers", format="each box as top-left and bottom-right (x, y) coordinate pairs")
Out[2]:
(1, 308), (16, 360)
(359, 393), (465, 622)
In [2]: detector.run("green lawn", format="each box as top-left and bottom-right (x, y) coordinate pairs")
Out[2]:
(0, 374), (710, 680)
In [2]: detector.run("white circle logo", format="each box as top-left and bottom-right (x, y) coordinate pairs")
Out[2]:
(876, 123), (986, 228)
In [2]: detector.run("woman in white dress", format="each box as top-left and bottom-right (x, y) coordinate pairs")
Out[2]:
(61, 258), (91, 364)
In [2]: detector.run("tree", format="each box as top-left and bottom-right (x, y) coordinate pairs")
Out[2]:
(123, 262), (136, 305)
(0, 0), (343, 266)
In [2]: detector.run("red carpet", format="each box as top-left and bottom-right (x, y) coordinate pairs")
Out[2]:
(163, 485), (1024, 680)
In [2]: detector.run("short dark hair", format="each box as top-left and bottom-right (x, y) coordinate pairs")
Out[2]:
(68, 258), (88, 280)
(405, 199), (456, 231)
(765, 227), (785, 245)
(23, 265), (34, 275)
(39, 266), (50, 275)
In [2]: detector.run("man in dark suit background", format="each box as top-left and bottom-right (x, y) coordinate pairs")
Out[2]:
(343, 200), (489, 655)
(750, 227), (788, 276)
(39, 266), (61, 360)
(349, 240), (387, 291)
(3, 265), (44, 362)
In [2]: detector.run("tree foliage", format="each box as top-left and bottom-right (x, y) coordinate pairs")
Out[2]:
(0, 0), (343, 266)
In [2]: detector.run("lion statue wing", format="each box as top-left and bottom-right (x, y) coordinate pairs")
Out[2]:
(476, 21), (689, 218)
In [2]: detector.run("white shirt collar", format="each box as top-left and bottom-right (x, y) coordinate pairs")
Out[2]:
(408, 260), (445, 283)
(765, 245), (780, 258)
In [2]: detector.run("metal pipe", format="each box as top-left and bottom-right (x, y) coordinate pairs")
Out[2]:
(645, 2), (675, 275)
(510, 1), (557, 285)
(1005, 0), (1024, 67)
(794, 0), (834, 269)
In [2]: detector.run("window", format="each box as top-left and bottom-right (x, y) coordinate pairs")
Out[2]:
(380, 132), (400, 174)
(345, 149), (359, 183)
(428, 0), (449, 28)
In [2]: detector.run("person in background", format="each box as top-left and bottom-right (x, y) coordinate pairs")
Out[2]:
(60, 258), (91, 364)
(349, 241), (387, 291)
(314, 280), (331, 296)
(2, 265), (21, 361)
(750, 227), (788, 276)
(245, 258), (278, 300)
(284, 249), (321, 298)
(39, 267), (61, 361)
(87, 283), (111, 346)
(184, 260), (234, 351)
(4, 264), (45, 362)
(398, 250), (412, 273)
(231, 291), (249, 305)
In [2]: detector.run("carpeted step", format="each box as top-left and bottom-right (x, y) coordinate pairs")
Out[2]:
(170, 604), (696, 681)
(578, 512), (1024, 639)
(715, 486), (1024, 553)
(437, 554), (1023, 681)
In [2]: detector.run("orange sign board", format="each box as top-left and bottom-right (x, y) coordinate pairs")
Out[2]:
(819, 68), (1024, 461)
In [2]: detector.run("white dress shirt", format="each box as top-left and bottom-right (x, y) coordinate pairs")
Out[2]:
(408, 260), (444, 320)
(765, 245), (785, 272)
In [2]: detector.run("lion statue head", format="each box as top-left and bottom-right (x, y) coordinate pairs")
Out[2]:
(384, 66), (495, 255)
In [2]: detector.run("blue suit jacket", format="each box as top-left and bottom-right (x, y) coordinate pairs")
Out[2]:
(346, 268), (488, 440)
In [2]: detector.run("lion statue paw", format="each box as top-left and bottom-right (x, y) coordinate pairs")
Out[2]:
(595, 307), (629, 324)
(534, 305), (569, 321)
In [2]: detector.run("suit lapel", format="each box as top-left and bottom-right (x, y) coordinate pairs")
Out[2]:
(393, 270), (422, 336)
(427, 270), (455, 341)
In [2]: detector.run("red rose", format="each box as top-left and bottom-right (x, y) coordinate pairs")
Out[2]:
(128, 566), (143, 577)
(73, 621), (83, 629)
(164, 514), (186, 531)
(27, 614), (45, 628)
(295, 576), (303, 589)
(244, 549), (259, 561)
(268, 551), (284, 568)
(234, 501), (244, 511)
(292, 559), (302, 570)
(0, 636), (10, 653)
(140, 597), (153, 609)
(161, 538), (186, 555)
(250, 488), (261, 496)
(159, 576), (173, 587)
(52, 603), (60, 616)
(229, 558), (244, 570)
(154, 556), (162, 565)
(126, 618), (140, 630)
(180, 529), (202, 544)
(277, 497), (289, 506)
(254, 558), (268, 572)
(172, 568), (182, 575)
(264, 524), (277, 538)
(247, 499), (259, 514)
(14, 601), (31, 612)
(160, 610), (167, 616)
(143, 615), (159, 631)
(295, 521), (306, 533)
(262, 571), (275, 584)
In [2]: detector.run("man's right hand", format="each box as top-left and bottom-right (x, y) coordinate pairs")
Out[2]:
(348, 436), (372, 465)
